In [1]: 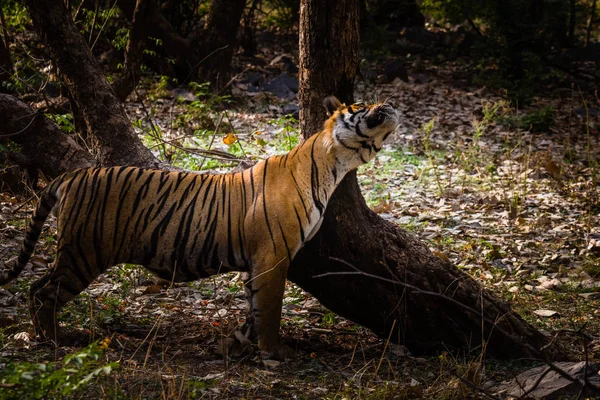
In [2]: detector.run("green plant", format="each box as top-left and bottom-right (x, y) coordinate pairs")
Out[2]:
(583, 257), (600, 278)
(422, 117), (444, 197)
(321, 312), (336, 328)
(45, 113), (75, 133)
(503, 105), (556, 133)
(0, 340), (118, 400)
(269, 115), (300, 152)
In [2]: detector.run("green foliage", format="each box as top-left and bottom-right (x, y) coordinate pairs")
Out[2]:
(321, 312), (336, 328)
(261, 0), (299, 30)
(0, 340), (118, 400)
(111, 27), (129, 51)
(45, 113), (75, 133)
(583, 257), (600, 278)
(1, 1), (30, 33)
(269, 114), (299, 152)
(504, 105), (556, 132)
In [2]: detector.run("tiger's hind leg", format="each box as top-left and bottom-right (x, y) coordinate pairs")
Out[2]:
(29, 251), (101, 344)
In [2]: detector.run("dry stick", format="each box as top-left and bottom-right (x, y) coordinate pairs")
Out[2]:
(183, 45), (229, 84)
(0, 110), (38, 137)
(88, 0), (99, 44)
(71, 0), (86, 22)
(449, 370), (503, 400)
(316, 257), (596, 391)
(133, 86), (168, 160)
(197, 113), (226, 170)
(128, 315), (162, 361)
(374, 319), (396, 377)
(90, 0), (119, 51)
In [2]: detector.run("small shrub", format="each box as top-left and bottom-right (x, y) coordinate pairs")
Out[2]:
(0, 340), (118, 400)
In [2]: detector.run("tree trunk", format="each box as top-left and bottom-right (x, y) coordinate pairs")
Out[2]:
(196, 0), (246, 91)
(0, 94), (95, 177)
(113, 0), (150, 101)
(117, 0), (199, 81)
(290, 0), (564, 360)
(24, 0), (161, 168)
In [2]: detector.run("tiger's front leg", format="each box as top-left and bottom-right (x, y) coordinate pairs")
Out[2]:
(247, 256), (293, 359)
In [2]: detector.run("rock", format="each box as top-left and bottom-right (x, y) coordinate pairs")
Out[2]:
(494, 361), (600, 399)
(244, 72), (264, 86)
(376, 74), (389, 84)
(270, 54), (298, 74)
(283, 104), (299, 119)
(171, 88), (198, 102)
(256, 31), (275, 45)
(262, 74), (298, 100)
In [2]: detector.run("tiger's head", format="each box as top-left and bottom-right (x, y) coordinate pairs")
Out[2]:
(323, 96), (399, 169)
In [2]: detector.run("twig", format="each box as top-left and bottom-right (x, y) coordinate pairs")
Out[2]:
(449, 369), (503, 400)
(315, 257), (595, 391)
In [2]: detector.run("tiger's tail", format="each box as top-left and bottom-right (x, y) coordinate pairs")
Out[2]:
(0, 183), (60, 285)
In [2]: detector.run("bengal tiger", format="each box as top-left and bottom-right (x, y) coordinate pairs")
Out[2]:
(0, 96), (398, 358)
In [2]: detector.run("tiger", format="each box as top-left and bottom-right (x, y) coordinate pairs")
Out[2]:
(0, 96), (398, 358)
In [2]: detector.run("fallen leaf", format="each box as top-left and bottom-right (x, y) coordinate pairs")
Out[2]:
(533, 309), (559, 317)
(143, 285), (162, 295)
(223, 133), (238, 145)
(262, 359), (281, 368)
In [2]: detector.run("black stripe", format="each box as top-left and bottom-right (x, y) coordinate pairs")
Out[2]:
(339, 114), (351, 130)
(355, 123), (368, 138)
(262, 160), (277, 252)
(84, 168), (103, 216)
(173, 172), (189, 192)
(145, 203), (177, 265)
(142, 204), (156, 231)
(173, 188), (201, 278)
(73, 225), (96, 281)
(97, 168), (115, 247)
(293, 205), (306, 242)
(278, 222), (292, 262)
(310, 140), (324, 215)
(115, 166), (128, 181)
(151, 182), (174, 219)
(290, 171), (310, 221)
(112, 169), (136, 248)
(69, 171), (92, 226)
(156, 171), (171, 194)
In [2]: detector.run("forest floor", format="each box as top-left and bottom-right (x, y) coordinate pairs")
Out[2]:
(1, 49), (600, 399)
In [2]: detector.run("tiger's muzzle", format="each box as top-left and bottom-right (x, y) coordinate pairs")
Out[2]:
(365, 103), (398, 131)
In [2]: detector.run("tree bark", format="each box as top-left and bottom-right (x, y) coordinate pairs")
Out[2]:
(196, 0), (246, 91)
(0, 94), (95, 177)
(290, 0), (563, 360)
(117, 0), (199, 81)
(24, 0), (161, 168)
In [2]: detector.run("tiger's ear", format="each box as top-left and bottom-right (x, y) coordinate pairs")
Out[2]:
(323, 96), (343, 116)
